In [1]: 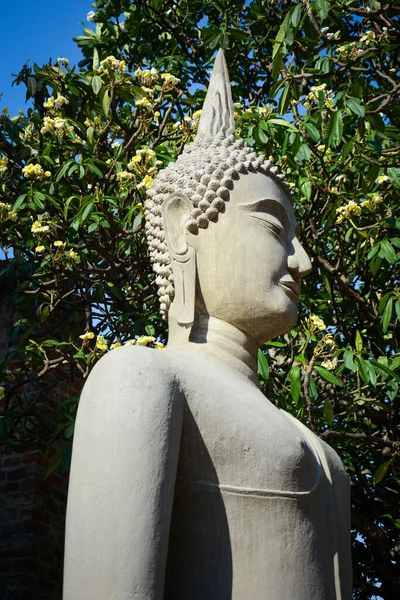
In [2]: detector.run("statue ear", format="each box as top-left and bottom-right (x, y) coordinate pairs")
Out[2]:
(162, 194), (196, 327)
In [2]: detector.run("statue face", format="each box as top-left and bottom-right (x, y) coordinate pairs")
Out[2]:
(188, 171), (312, 343)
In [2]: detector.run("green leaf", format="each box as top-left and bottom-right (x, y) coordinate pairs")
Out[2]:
(278, 82), (291, 115)
(258, 349), (270, 381)
(289, 365), (301, 403)
(295, 143), (311, 162)
(299, 178), (312, 200)
(373, 461), (391, 486)
(27, 76), (37, 97)
(323, 399), (334, 426)
(12, 194), (27, 210)
(81, 201), (94, 223)
(46, 440), (73, 478)
(365, 361), (377, 389)
(382, 296), (393, 331)
(347, 98), (365, 118)
(343, 348), (355, 372)
(91, 75), (103, 95)
(305, 122), (320, 142)
(370, 255), (382, 276)
(396, 299), (400, 321)
(272, 49), (284, 81)
(56, 161), (74, 182)
(256, 126), (269, 144)
(266, 118), (298, 131)
(309, 375), (318, 399)
(292, 4), (302, 28)
(355, 330), (363, 353)
(328, 111), (343, 148)
(379, 240), (397, 264)
(314, 365), (343, 387)
(357, 357), (370, 384)
(132, 212), (143, 233)
(102, 89), (111, 116)
(315, 0), (330, 21)
(388, 168), (400, 189)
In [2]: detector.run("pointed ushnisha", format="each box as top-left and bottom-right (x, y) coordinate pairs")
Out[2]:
(196, 48), (235, 141)
(145, 50), (291, 318)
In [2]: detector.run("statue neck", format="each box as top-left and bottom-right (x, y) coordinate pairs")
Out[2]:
(167, 314), (260, 386)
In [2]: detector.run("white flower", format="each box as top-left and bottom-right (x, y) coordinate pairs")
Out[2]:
(111, 139), (121, 148)
(87, 11), (95, 22)
(321, 357), (338, 371)
(79, 331), (95, 341)
(376, 175), (389, 184)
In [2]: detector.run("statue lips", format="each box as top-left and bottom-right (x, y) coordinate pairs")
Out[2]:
(279, 275), (301, 300)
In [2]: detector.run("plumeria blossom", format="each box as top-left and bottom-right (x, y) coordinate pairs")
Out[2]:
(360, 31), (376, 44)
(336, 201), (362, 223)
(95, 335), (108, 352)
(363, 193), (383, 211)
(0, 202), (17, 222)
(23, 164), (51, 181)
(116, 170), (135, 184)
(137, 335), (156, 346)
(43, 95), (69, 110)
(31, 220), (50, 234)
(96, 56), (126, 74)
(308, 315), (326, 332)
(135, 67), (158, 86)
(161, 73), (180, 90)
(137, 175), (153, 190)
(321, 357), (338, 371)
(136, 97), (153, 109)
(79, 331), (95, 341)
(376, 175), (390, 185)
(0, 156), (8, 172)
(110, 342), (122, 350)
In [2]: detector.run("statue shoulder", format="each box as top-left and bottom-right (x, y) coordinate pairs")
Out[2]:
(90, 343), (173, 383)
(81, 344), (180, 416)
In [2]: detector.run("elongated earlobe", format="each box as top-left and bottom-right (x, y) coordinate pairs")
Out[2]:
(170, 248), (196, 326)
(162, 194), (196, 326)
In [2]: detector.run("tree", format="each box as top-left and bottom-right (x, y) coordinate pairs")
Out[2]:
(0, 1), (399, 597)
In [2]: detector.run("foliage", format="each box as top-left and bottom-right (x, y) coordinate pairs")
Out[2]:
(0, 1), (399, 597)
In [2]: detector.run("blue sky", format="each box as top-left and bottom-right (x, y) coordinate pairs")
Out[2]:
(0, 1), (93, 115)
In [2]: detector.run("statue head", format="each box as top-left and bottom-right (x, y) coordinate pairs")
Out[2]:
(145, 50), (311, 344)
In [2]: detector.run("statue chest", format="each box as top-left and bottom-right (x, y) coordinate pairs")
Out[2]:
(177, 369), (320, 496)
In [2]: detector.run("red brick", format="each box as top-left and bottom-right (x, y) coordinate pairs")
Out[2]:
(22, 452), (43, 464)
(4, 457), (21, 467)
(7, 468), (27, 481)
(0, 481), (20, 492)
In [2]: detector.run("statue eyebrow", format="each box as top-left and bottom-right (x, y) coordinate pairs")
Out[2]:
(241, 198), (290, 228)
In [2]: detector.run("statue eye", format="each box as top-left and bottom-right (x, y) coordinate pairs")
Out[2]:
(250, 214), (286, 238)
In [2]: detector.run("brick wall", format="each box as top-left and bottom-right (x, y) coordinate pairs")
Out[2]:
(0, 281), (83, 599)
(0, 447), (69, 600)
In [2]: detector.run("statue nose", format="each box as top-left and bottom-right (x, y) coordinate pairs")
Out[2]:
(288, 237), (312, 278)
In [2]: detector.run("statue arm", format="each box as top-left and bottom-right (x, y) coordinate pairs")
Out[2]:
(63, 346), (184, 600)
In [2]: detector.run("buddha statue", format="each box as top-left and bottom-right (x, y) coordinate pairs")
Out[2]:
(63, 50), (352, 599)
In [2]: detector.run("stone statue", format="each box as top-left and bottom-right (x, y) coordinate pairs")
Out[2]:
(63, 50), (352, 599)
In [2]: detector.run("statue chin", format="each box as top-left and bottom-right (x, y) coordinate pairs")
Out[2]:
(238, 304), (298, 345)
